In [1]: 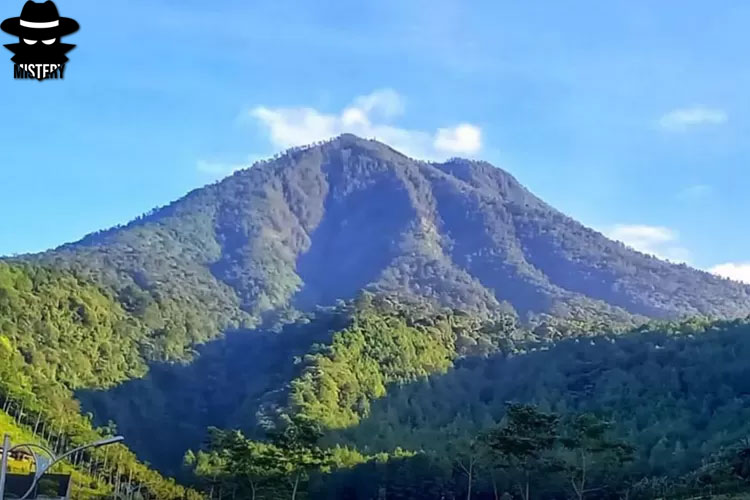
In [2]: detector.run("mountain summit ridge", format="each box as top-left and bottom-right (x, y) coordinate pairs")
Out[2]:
(23, 134), (750, 357)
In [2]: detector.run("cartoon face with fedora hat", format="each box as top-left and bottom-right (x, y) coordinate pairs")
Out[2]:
(1, 0), (78, 74)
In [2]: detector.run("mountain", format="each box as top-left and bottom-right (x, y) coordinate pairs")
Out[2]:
(8, 134), (750, 498)
(23, 134), (750, 362)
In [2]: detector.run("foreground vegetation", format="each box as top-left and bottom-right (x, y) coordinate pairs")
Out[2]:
(187, 402), (750, 499)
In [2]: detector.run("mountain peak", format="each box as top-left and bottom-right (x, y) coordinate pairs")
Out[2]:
(333, 132), (375, 145)
(320, 133), (416, 162)
(25, 137), (750, 356)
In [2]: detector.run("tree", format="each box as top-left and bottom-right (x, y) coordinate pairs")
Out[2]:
(454, 437), (479, 500)
(559, 413), (634, 500)
(484, 404), (560, 500)
(188, 418), (333, 500)
(212, 429), (282, 500)
(183, 447), (230, 499)
(268, 414), (332, 500)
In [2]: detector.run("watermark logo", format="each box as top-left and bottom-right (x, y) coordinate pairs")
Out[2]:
(1, 1), (79, 81)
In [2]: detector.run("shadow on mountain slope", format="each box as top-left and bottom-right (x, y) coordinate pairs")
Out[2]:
(77, 310), (350, 476)
(330, 319), (750, 478)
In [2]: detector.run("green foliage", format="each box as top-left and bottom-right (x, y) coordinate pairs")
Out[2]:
(289, 299), (458, 428)
(304, 316), (750, 499)
(484, 404), (561, 500)
(486, 404), (559, 465)
(0, 261), (147, 391)
(187, 415), (333, 500)
(80, 293), (750, 499)
(78, 305), (353, 475)
(558, 413), (635, 500)
(0, 261), (202, 499)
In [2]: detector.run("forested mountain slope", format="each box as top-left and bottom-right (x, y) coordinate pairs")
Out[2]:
(166, 301), (750, 499)
(333, 317), (750, 473)
(79, 295), (521, 474)
(20, 134), (750, 364)
(0, 261), (201, 498)
(6, 255), (750, 498)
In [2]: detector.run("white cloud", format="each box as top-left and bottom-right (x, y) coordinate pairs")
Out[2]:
(250, 89), (482, 160)
(251, 107), (338, 150)
(606, 224), (690, 263)
(658, 106), (727, 131)
(351, 88), (405, 119)
(433, 124), (482, 155)
(709, 263), (750, 284)
(606, 224), (750, 282)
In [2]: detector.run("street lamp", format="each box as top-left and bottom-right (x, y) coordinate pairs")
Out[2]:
(0, 433), (124, 499)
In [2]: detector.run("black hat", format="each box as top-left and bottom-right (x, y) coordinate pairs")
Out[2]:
(1, 1), (78, 40)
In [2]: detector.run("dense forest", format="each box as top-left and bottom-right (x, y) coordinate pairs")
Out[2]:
(178, 309), (750, 499)
(79, 292), (750, 499)
(0, 261), (200, 498)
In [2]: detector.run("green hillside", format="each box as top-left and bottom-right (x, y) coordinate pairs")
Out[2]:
(0, 261), (201, 499)
(179, 306), (750, 499)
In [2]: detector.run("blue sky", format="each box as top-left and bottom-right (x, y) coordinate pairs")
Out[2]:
(1, 0), (749, 281)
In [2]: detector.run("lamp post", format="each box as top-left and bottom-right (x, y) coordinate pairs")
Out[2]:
(0, 435), (9, 499)
(0, 433), (123, 499)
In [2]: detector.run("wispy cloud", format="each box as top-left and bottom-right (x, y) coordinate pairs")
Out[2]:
(250, 89), (482, 159)
(350, 88), (405, 119)
(709, 262), (750, 284)
(606, 224), (690, 263)
(658, 106), (727, 132)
